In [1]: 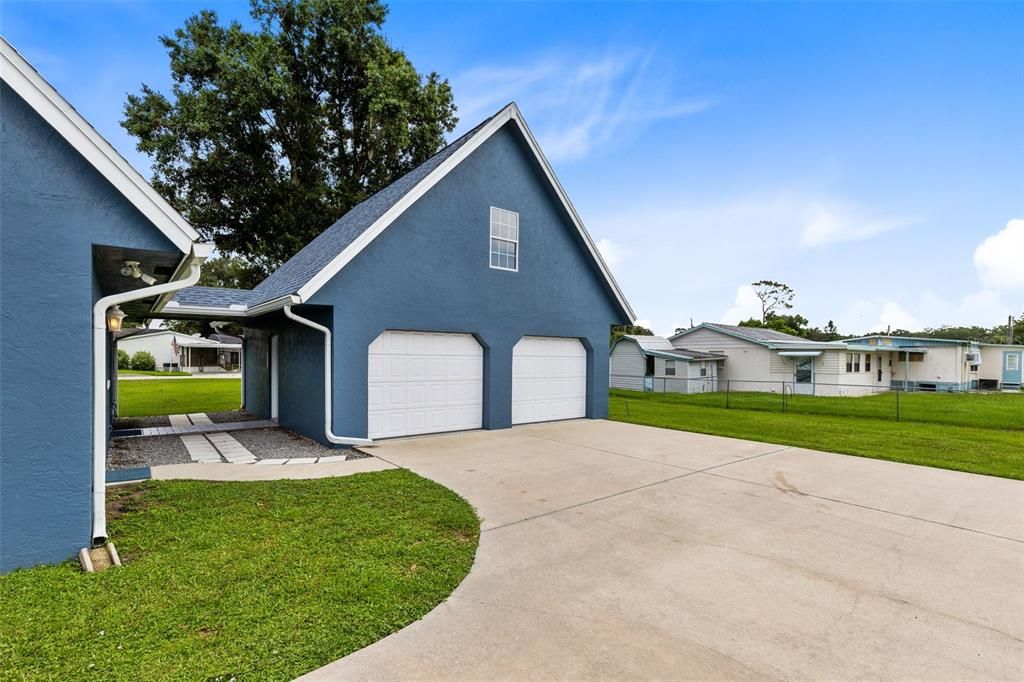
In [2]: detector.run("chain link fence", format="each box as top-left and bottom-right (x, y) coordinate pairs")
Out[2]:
(610, 376), (1022, 428)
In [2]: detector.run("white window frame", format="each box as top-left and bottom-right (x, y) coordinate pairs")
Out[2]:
(1008, 353), (1020, 371)
(664, 359), (676, 376)
(489, 206), (519, 272)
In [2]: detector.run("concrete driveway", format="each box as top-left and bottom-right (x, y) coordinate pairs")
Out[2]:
(302, 420), (1024, 680)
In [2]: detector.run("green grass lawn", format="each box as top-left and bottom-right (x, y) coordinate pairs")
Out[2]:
(118, 378), (241, 416)
(119, 369), (191, 377)
(615, 388), (1024, 431)
(0, 471), (479, 680)
(610, 390), (1024, 480)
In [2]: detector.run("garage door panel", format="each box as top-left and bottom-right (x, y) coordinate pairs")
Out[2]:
(512, 337), (587, 425)
(368, 331), (483, 439)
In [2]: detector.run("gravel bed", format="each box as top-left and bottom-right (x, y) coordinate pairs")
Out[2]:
(232, 428), (369, 461)
(107, 426), (368, 469)
(107, 435), (189, 470)
(207, 410), (260, 424)
(113, 415), (170, 429)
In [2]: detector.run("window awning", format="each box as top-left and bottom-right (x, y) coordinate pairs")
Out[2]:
(777, 351), (823, 357)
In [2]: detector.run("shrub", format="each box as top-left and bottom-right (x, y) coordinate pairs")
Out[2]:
(117, 349), (131, 370)
(130, 351), (157, 372)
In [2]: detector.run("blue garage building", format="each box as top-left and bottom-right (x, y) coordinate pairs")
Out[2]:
(165, 103), (635, 444)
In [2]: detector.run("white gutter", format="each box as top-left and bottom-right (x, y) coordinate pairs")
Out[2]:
(91, 248), (209, 545)
(282, 305), (372, 446)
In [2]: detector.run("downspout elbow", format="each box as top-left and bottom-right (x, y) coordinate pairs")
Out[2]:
(282, 306), (372, 447)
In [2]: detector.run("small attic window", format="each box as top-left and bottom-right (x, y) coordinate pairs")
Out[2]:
(489, 207), (518, 271)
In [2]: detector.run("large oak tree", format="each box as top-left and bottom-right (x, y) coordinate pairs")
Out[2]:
(123, 0), (457, 278)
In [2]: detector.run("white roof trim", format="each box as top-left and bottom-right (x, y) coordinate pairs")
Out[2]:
(294, 103), (635, 321)
(0, 37), (201, 254)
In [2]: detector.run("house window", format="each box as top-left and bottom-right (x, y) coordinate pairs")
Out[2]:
(846, 353), (853, 372)
(489, 207), (518, 271)
(865, 354), (871, 372)
(969, 364), (980, 372)
(700, 361), (707, 377)
(1009, 354), (1020, 371)
(854, 354), (861, 372)
(665, 359), (676, 376)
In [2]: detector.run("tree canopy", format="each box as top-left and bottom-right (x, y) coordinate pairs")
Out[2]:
(123, 0), (458, 279)
(611, 324), (655, 345)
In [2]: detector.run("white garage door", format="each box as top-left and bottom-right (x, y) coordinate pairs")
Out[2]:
(512, 336), (587, 424)
(368, 331), (483, 439)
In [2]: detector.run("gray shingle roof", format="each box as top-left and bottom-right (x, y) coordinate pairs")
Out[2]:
(703, 323), (809, 343)
(173, 286), (255, 307)
(168, 110), (501, 311)
(247, 113), (499, 306)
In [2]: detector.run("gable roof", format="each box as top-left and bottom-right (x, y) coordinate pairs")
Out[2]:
(671, 323), (845, 349)
(0, 38), (201, 255)
(163, 102), (634, 320)
(615, 335), (726, 362)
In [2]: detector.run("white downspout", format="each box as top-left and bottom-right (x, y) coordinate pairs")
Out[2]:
(283, 305), (372, 446)
(91, 257), (204, 545)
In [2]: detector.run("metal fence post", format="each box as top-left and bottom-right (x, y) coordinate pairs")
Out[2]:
(726, 380), (731, 409)
(782, 382), (787, 412)
(895, 388), (900, 422)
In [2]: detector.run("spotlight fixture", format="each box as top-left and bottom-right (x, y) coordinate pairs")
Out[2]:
(120, 260), (157, 285)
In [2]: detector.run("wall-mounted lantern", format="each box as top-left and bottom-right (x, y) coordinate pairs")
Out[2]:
(106, 305), (126, 332)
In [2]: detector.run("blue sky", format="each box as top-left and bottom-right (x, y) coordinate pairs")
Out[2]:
(4, 1), (1022, 335)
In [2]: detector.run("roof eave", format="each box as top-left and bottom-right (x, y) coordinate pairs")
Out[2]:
(1, 38), (202, 255)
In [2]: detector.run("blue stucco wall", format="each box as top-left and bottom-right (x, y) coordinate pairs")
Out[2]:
(279, 121), (629, 441)
(0, 84), (179, 571)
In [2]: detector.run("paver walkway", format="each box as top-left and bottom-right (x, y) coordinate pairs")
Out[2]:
(180, 434), (221, 463)
(137, 416), (276, 438)
(205, 432), (257, 464)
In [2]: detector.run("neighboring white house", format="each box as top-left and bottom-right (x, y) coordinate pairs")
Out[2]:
(847, 335), (1024, 391)
(653, 323), (1024, 394)
(610, 335), (725, 393)
(668, 324), (884, 396)
(117, 329), (241, 373)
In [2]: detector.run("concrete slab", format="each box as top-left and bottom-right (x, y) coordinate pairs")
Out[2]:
(151, 457), (395, 481)
(711, 446), (1024, 542)
(253, 458), (289, 466)
(359, 427), (699, 530)
(187, 413), (213, 425)
(303, 420), (1024, 681)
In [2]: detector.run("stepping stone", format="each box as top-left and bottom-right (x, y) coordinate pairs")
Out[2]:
(254, 458), (289, 465)
(287, 457), (317, 464)
(316, 455), (349, 464)
(180, 434), (221, 463)
(206, 432), (257, 464)
(188, 413), (213, 425)
(169, 414), (191, 428)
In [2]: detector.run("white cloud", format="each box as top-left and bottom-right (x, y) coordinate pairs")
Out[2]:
(452, 48), (711, 162)
(595, 237), (623, 271)
(973, 219), (1024, 291)
(799, 202), (914, 248)
(875, 302), (921, 332)
(720, 285), (763, 324)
